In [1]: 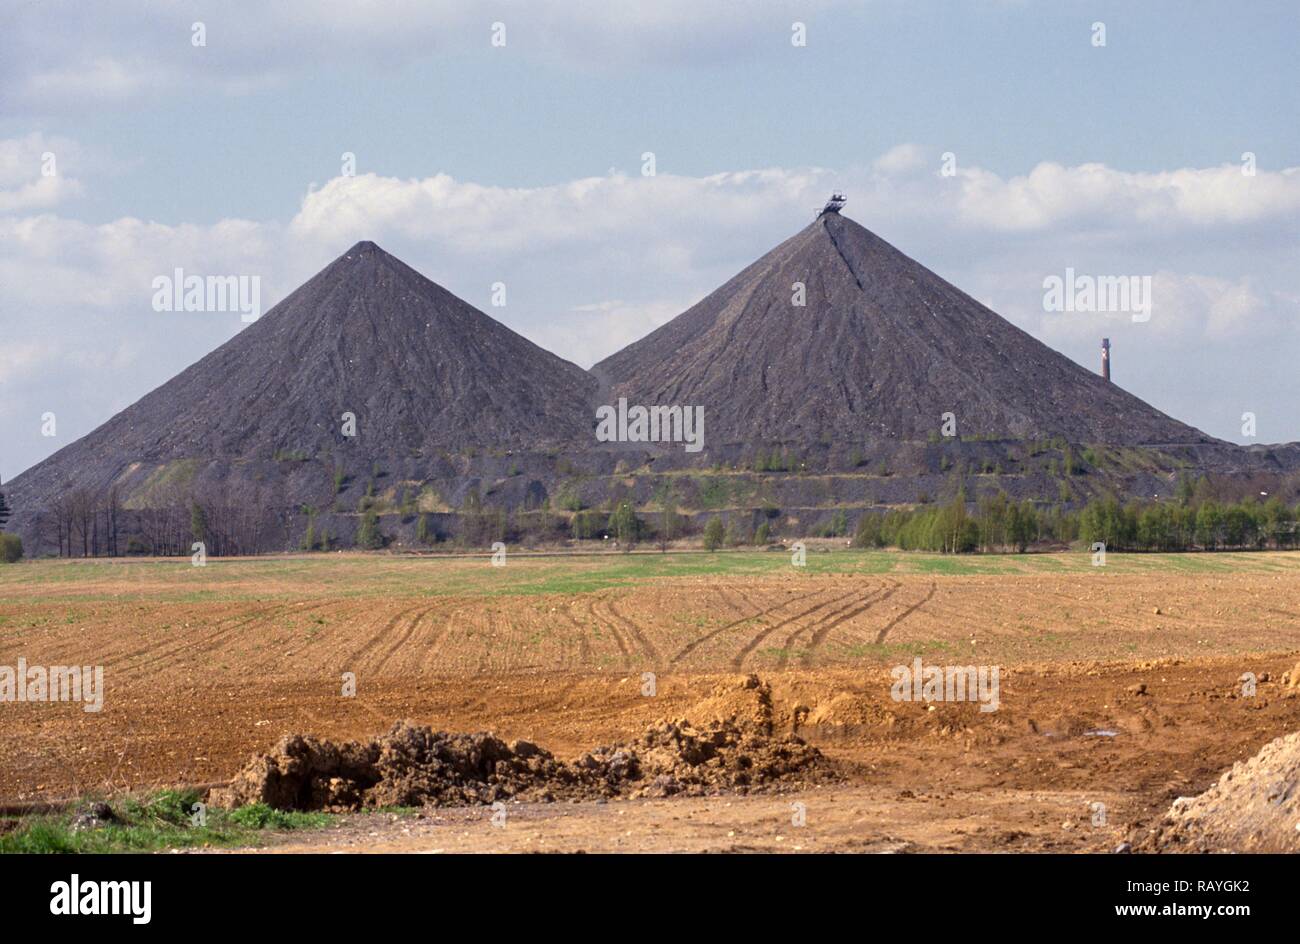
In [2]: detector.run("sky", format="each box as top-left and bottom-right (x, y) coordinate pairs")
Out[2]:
(2, 0), (1298, 480)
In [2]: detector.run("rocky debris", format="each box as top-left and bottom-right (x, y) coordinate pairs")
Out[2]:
(211, 716), (832, 813)
(70, 801), (116, 831)
(1136, 729), (1300, 853)
(574, 718), (825, 799)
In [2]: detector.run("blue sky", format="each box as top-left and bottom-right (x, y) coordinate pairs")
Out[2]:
(13, 2), (1298, 222)
(2, 1), (1298, 479)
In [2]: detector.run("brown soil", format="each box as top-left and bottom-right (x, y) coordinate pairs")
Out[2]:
(5, 557), (1300, 852)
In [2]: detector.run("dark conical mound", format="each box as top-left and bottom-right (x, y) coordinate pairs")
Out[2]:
(593, 213), (1210, 447)
(98, 240), (594, 458)
(11, 241), (595, 486)
(4, 241), (599, 553)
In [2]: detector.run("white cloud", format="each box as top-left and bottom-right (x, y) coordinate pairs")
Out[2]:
(0, 134), (83, 211)
(873, 144), (929, 176)
(20, 57), (159, 105)
(540, 298), (691, 371)
(289, 168), (831, 259)
(954, 161), (1300, 231)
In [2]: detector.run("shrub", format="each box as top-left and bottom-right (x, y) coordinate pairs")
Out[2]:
(356, 509), (383, 549)
(570, 510), (603, 540)
(556, 485), (583, 512)
(0, 533), (23, 563)
(702, 517), (725, 551)
(607, 500), (641, 549)
(190, 501), (207, 544)
(853, 514), (884, 548)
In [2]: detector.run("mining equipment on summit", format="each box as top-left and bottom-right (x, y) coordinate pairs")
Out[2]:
(817, 192), (847, 217)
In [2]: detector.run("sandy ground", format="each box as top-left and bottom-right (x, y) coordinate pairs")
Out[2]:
(238, 784), (1132, 854)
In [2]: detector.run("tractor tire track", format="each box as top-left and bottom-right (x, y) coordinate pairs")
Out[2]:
(554, 599), (592, 667)
(586, 599), (630, 667)
(370, 603), (445, 675)
(873, 582), (938, 645)
(670, 586), (830, 665)
(343, 602), (428, 670)
(110, 602), (283, 669)
(419, 605), (465, 675)
(605, 597), (660, 665)
(536, 599), (592, 669)
(771, 581), (902, 669)
(799, 582), (901, 667)
(730, 587), (864, 670)
(181, 599), (340, 667)
(118, 601), (332, 678)
(713, 586), (756, 621)
(775, 585), (888, 667)
(573, 600), (592, 666)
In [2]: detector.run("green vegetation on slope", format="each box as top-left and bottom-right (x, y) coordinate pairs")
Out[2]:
(0, 789), (330, 854)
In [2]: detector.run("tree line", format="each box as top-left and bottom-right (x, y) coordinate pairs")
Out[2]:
(17, 472), (1300, 558)
(38, 486), (279, 557)
(853, 489), (1300, 553)
(0, 487), (20, 562)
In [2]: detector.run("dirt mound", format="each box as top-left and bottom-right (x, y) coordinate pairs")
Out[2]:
(1138, 730), (1300, 853)
(684, 674), (775, 733)
(211, 716), (832, 812)
(802, 692), (899, 730)
(209, 725), (586, 811)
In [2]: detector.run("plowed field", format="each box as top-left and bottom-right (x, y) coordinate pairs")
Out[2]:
(3, 550), (1298, 852)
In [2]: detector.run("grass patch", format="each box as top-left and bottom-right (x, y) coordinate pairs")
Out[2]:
(6, 550), (1300, 607)
(840, 639), (960, 660)
(0, 789), (331, 854)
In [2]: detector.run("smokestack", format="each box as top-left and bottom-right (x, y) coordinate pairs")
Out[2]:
(1101, 338), (1111, 382)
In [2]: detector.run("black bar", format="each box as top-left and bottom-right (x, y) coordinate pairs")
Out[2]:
(0, 852), (1280, 930)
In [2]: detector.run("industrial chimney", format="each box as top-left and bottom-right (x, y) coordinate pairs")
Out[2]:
(1101, 338), (1111, 382)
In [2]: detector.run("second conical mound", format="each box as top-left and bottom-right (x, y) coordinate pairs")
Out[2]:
(594, 212), (1209, 447)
